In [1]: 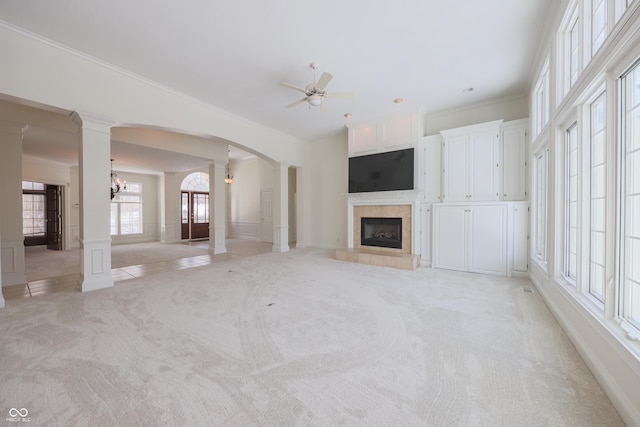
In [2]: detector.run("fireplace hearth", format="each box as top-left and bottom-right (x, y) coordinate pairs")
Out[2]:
(361, 217), (402, 249)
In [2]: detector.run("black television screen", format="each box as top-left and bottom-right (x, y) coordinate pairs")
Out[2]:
(348, 148), (414, 193)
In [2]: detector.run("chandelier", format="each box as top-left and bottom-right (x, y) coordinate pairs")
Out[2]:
(110, 159), (126, 199)
(224, 163), (234, 184)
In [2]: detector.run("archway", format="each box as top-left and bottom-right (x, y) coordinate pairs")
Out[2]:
(180, 172), (210, 240)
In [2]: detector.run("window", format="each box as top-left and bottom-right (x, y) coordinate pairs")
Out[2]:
(558, 2), (581, 101)
(620, 60), (640, 329)
(111, 182), (143, 235)
(533, 58), (550, 139)
(590, 0), (607, 56)
(22, 181), (46, 238)
(192, 192), (209, 224)
(565, 123), (579, 283)
(534, 147), (550, 265)
(181, 172), (209, 192)
(588, 93), (607, 303)
(570, 19), (580, 87)
(614, 0), (633, 23)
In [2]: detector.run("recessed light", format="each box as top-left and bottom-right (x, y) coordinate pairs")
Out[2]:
(463, 87), (474, 93)
(344, 113), (352, 118)
(393, 98), (404, 104)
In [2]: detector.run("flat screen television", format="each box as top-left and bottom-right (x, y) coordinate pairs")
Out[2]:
(348, 148), (414, 193)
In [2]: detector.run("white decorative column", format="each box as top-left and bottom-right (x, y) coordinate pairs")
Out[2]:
(210, 161), (227, 254)
(0, 120), (27, 288)
(72, 112), (114, 292)
(272, 163), (289, 252)
(160, 172), (181, 243)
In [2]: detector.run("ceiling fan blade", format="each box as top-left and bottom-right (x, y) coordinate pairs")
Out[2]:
(280, 82), (308, 94)
(285, 97), (308, 108)
(315, 72), (333, 90)
(326, 91), (354, 99)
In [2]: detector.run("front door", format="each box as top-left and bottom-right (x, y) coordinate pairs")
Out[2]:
(181, 191), (210, 240)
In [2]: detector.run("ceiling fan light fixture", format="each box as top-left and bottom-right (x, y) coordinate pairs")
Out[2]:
(308, 95), (323, 106)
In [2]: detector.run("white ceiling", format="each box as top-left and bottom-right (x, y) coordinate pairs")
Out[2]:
(0, 0), (552, 171)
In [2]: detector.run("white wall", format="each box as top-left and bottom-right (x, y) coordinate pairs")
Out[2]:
(424, 95), (529, 135)
(22, 154), (71, 185)
(0, 25), (306, 166)
(306, 132), (348, 249)
(0, 23), (311, 251)
(227, 157), (261, 240)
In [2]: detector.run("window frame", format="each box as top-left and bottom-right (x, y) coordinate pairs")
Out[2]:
(564, 122), (579, 285)
(618, 58), (640, 332)
(110, 181), (144, 236)
(533, 145), (550, 269)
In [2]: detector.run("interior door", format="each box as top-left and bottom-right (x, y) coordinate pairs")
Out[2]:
(46, 184), (62, 250)
(260, 189), (273, 243)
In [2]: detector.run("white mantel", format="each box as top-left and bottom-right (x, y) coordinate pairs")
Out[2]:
(345, 190), (422, 255)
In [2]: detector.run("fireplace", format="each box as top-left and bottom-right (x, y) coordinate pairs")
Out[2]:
(335, 192), (421, 270)
(361, 217), (402, 249)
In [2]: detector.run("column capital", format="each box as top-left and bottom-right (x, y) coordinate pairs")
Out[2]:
(0, 120), (27, 136)
(70, 111), (114, 133)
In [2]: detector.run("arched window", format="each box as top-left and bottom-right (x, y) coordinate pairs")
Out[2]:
(181, 172), (209, 192)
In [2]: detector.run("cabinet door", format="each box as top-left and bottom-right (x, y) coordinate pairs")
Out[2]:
(423, 135), (442, 202)
(468, 130), (499, 201)
(421, 204), (432, 265)
(468, 204), (507, 275)
(442, 135), (468, 202)
(503, 126), (527, 200)
(512, 202), (529, 272)
(349, 124), (379, 156)
(382, 113), (416, 149)
(433, 205), (467, 271)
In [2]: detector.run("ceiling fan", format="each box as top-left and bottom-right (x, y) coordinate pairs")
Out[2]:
(280, 62), (354, 108)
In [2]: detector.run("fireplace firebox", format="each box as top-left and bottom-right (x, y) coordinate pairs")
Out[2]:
(361, 217), (402, 249)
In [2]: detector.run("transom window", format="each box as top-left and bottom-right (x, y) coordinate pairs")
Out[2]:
(181, 172), (209, 192)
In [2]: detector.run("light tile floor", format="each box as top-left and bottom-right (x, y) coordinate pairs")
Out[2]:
(4, 240), (274, 301)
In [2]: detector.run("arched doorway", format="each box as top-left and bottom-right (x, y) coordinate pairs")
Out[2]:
(181, 172), (209, 240)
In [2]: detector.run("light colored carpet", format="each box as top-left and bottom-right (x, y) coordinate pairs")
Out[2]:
(1, 249), (624, 426)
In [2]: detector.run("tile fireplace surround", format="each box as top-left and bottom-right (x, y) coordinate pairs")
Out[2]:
(335, 190), (421, 270)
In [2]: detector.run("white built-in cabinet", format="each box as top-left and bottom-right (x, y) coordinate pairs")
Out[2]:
(345, 112), (529, 275)
(432, 204), (507, 276)
(348, 111), (420, 156)
(501, 119), (528, 201)
(511, 202), (529, 273)
(419, 134), (442, 203)
(420, 204), (432, 266)
(440, 120), (501, 202)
